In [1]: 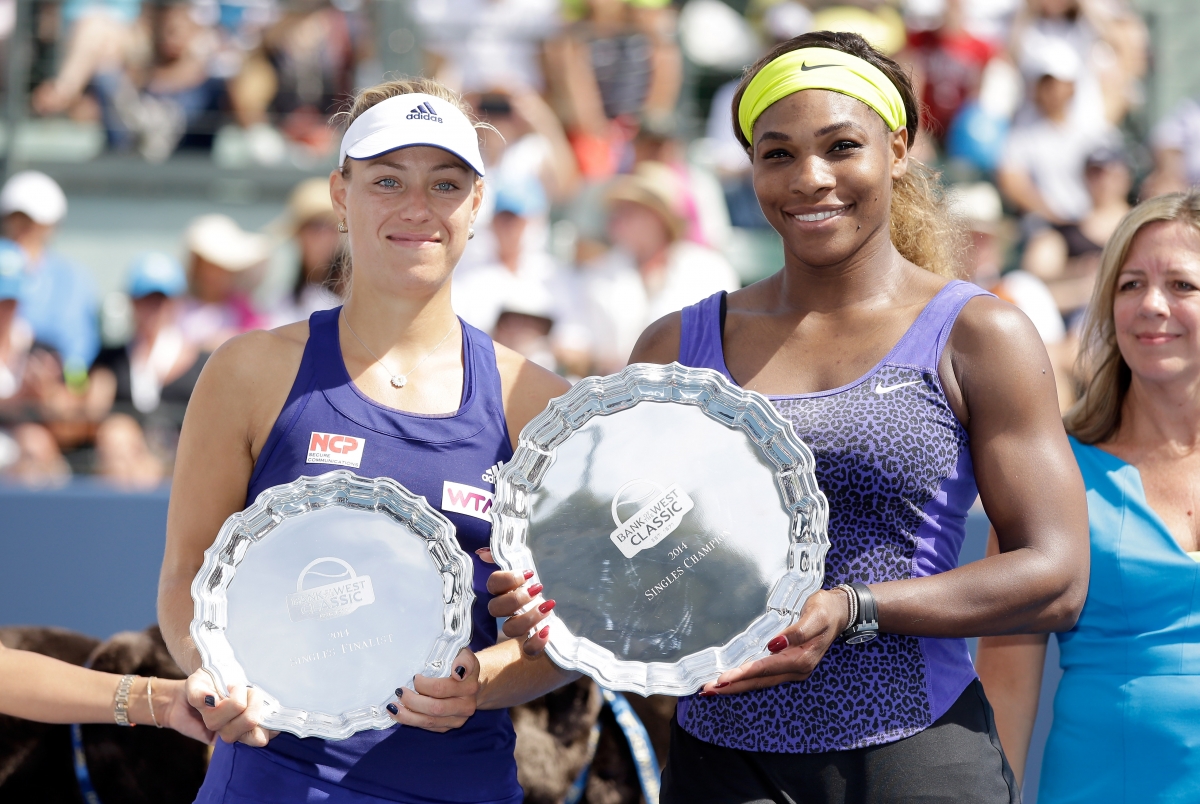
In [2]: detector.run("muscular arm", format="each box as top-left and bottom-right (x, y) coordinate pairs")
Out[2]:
(872, 297), (1089, 637)
(628, 301), (1087, 696)
(158, 329), (303, 675)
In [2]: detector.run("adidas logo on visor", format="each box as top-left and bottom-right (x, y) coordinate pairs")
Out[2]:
(406, 101), (442, 123)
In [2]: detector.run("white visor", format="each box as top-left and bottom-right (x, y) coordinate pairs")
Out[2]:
(339, 93), (485, 177)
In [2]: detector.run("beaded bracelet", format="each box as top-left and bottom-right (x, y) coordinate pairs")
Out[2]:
(113, 674), (136, 727)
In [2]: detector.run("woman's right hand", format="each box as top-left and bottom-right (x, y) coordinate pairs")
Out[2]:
(185, 669), (277, 747)
(482, 548), (554, 657)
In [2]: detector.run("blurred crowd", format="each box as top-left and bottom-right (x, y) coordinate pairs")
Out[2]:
(1, 0), (1198, 488)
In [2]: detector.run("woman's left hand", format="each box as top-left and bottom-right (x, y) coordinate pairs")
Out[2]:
(389, 647), (480, 732)
(697, 589), (851, 696)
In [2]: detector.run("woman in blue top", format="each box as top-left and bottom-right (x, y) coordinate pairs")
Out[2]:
(978, 191), (1200, 803)
(156, 77), (576, 803)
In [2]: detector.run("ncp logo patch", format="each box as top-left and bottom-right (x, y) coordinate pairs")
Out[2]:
(442, 480), (494, 522)
(306, 431), (365, 468)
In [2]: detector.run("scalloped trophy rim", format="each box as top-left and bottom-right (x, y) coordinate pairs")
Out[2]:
(189, 469), (475, 740)
(491, 362), (830, 697)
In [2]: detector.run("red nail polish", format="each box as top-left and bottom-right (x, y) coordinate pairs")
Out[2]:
(538, 626), (550, 639)
(767, 636), (788, 653)
(538, 599), (556, 613)
(698, 690), (715, 697)
(528, 583), (544, 597)
(715, 682), (730, 689)
(523, 570), (534, 580)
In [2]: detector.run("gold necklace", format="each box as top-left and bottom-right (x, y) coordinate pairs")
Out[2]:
(341, 309), (456, 389)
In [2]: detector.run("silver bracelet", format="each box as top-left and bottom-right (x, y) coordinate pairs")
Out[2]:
(146, 676), (161, 728)
(834, 583), (857, 633)
(113, 674), (136, 727)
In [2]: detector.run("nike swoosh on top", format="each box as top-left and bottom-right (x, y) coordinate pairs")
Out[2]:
(873, 380), (924, 395)
(800, 62), (840, 71)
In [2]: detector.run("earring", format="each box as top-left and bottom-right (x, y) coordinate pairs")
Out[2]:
(468, 228), (475, 240)
(337, 220), (347, 233)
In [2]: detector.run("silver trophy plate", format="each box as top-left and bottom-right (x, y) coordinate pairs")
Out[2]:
(491, 363), (829, 696)
(190, 471), (474, 739)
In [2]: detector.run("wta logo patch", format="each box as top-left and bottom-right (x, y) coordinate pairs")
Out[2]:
(306, 431), (365, 468)
(442, 480), (494, 522)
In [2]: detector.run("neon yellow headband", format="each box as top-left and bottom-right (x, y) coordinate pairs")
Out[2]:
(737, 47), (907, 142)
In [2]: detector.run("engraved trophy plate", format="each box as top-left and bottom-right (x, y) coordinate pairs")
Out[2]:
(491, 363), (829, 696)
(191, 471), (474, 739)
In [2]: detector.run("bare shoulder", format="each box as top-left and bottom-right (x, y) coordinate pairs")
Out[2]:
(202, 323), (309, 391)
(948, 294), (1048, 355)
(494, 342), (571, 446)
(190, 322), (311, 450)
(628, 311), (683, 365)
(942, 294), (1055, 421)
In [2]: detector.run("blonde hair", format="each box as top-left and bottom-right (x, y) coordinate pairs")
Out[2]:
(1064, 191), (1200, 443)
(731, 31), (966, 279)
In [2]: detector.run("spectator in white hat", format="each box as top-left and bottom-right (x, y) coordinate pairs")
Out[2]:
(997, 40), (1119, 256)
(0, 170), (99, 384)
(178, 213), (271, 351)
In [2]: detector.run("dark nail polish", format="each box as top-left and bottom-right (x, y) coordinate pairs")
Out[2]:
(528, 583), (544, 597)
(386, 703), (399, 715)
(204, 695), (216, 707)
(455, 665), (466, 679)
(767, 636), (788, 653)
(538, 625), (550, 639)
(715, 682), (730, 689)
(538, 599), (556, 613)
(394, 687), (404, 698)
(523, 569), (535, 580)
(698, 690), (715, 697)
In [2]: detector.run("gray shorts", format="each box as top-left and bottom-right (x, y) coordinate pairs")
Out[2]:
(661, 679), (1020, 804)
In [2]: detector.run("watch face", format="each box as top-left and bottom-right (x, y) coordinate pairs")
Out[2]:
(845, 630), (878, 645)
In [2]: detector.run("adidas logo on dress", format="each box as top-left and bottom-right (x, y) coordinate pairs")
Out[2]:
(406, 102), (442, 123)
(482, 461), (505, 485)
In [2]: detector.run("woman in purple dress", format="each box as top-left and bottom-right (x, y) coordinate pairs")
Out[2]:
(491, 31), (1090, 803)
(157, 76), (576, 803)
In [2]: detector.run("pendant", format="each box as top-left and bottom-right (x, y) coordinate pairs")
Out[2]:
(390, 375), (407, 389)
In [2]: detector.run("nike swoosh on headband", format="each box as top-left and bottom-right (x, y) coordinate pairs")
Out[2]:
(874, 380), (924, 395)
(799, 63), (839, 71)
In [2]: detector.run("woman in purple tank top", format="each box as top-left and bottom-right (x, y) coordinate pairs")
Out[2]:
(495, 32), (1091, 804)
(156, 77), (577, 804)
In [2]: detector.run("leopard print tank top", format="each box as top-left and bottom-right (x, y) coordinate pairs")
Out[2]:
(674, 281), (988, 753)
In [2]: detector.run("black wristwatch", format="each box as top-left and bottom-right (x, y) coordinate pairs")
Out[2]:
(839, 581), (879, 645)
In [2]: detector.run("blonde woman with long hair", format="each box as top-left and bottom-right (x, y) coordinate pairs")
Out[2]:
(977, 191), (1200, 804)
(157, 77), (576, 803)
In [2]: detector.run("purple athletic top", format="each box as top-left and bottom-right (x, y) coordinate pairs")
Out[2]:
(675, 281), (988, 753)
(195, 307), (522, 803)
